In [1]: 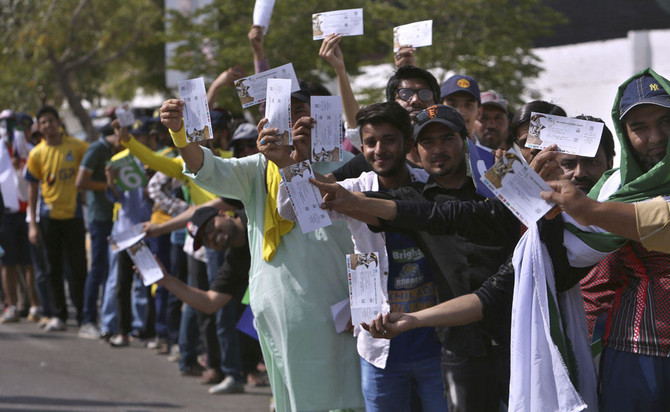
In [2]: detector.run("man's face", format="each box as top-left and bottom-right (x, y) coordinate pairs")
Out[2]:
(416, 123), (465, 178)
(202, 214), (240, 251)
(478, 105), (509, 149)
(360, 122), (409, 177)
(515, 124), (540, 163)
(394, 78), (435, 121)
(624, 104), (670, 172)
(558, 145), (611, 193)
(291, 98), (310, 121)
(211, 129), (229, 151)
(232, 139), (259, 158)
(443, 92), (479, 135)
(37, 113), (61, 139)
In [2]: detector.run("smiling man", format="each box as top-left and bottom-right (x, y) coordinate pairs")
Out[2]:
(557, 115), (615, 194)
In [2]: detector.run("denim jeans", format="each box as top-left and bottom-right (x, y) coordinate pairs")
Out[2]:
(29, 233), (51, 318)
(100, 247), (119, 334)
(600, 347), (670, 411)
(206, 247), (244, 381)
(178, 304), (200, 371)
(360, 355), (447, 412)
(81, 220), (113, 325)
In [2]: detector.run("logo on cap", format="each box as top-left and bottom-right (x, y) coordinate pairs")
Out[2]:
(457, 79), (470, 88)
(650, 83), (660, 91)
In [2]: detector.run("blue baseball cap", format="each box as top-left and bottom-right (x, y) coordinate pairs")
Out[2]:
(440, 74), (481, 104)
(619, 74), (670, 120)
(130, 116), (154, 136)
(210, 108), (231, 131)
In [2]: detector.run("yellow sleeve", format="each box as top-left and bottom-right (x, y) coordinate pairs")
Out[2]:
(123, 136), (185, 181)
(636, 197), (670, 253)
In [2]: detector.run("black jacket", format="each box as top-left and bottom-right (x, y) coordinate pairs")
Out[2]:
(366, 179), (520, 356)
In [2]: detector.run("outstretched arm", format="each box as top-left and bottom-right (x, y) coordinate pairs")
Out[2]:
(309, 178), (391, 225)
(158, 272), (231, 314)
(207, 65), (245, 108)
(361, 294), (483, 339)
(541, 179), (638, 240)
(319, 34), (359, 129)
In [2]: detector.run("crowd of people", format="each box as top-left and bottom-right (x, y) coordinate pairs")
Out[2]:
(2, 21), (670, 412)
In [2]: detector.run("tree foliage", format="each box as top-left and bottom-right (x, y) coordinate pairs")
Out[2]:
(0, 0), (164, 140)
(167, 0), (565, 113)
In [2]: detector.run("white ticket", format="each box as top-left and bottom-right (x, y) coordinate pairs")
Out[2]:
(253, 0), (275, 34)
(310, 96), (343, 162)
(525, 112), (604, 157)
(265, 78), (293, 145)
(480, 149), (555, 227)
(178, 77), (213, 143)
(312, 8), (364, 40)
(127, 240), (164, 286)
(114, 102), (135, 128)
(393, 20), (433, 52)
(234, 63), (299, 108)
(280, 161), (332, 233)
(108, 223), (147, 252)
(347, 252), (384, 326)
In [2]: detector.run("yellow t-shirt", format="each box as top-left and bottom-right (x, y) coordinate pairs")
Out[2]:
(26, 135), (88, 220)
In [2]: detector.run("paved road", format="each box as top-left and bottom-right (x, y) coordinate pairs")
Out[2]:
(0, 319), (272, 411)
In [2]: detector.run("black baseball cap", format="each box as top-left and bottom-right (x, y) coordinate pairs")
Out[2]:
(413, 104), (468, 140)
(186, 207), (219, 250)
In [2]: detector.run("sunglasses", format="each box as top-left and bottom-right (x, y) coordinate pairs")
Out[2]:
(396, 88), (434, 102)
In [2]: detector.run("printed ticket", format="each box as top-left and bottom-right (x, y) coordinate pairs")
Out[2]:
(234, 63), (299, 108)
(311, 96), (343, 162)
(280, 161), (332, 233)
(480, 149), (555, 227)
(525, 112), (604, 157)
(265, 78), (293, 145)
(393, 20), (433, 52)
(178, 77), (213, 143)
(312, 8), (364, 40)
(108, 223), (147, 252)
(114, 102), (136, 128)
(127, 240), (164, 286)
(253, 0), (275, 34)
(347, 252), (384, 326)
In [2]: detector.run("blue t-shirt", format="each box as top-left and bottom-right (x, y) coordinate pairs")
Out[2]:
(385, 231), (441, 363)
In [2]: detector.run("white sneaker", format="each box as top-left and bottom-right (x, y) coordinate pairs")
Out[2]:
(0, 305), (19, 323)
(208, 375), (245, 394)
(78, 323), (100, 339)
(27, 306), (41, 322)
(44, 317), (66, 332)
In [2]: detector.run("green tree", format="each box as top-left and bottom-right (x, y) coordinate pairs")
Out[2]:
(167, 0), (564, 112)
(0, 0), (165, 140)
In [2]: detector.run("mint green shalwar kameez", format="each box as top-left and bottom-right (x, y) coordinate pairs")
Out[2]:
(184, 149), (363, 412)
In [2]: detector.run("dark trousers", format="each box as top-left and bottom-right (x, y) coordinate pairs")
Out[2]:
(187, 255), (221, 372)
(167, 242), (187, 345)
(441, 345), (509, 412)
(40, 217), (87, 323)
(116, 249), (155, 337)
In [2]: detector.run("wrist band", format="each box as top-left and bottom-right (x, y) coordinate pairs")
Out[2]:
(169, 120), (188, 148)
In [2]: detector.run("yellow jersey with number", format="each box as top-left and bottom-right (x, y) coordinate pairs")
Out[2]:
(25, 135), (88, 220)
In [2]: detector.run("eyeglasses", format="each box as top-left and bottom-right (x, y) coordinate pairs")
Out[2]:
(396, 88), (434, 102)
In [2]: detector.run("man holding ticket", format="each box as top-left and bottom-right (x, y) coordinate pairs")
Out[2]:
(159, 89), (364, 411)
(276, 101), (448, 412)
